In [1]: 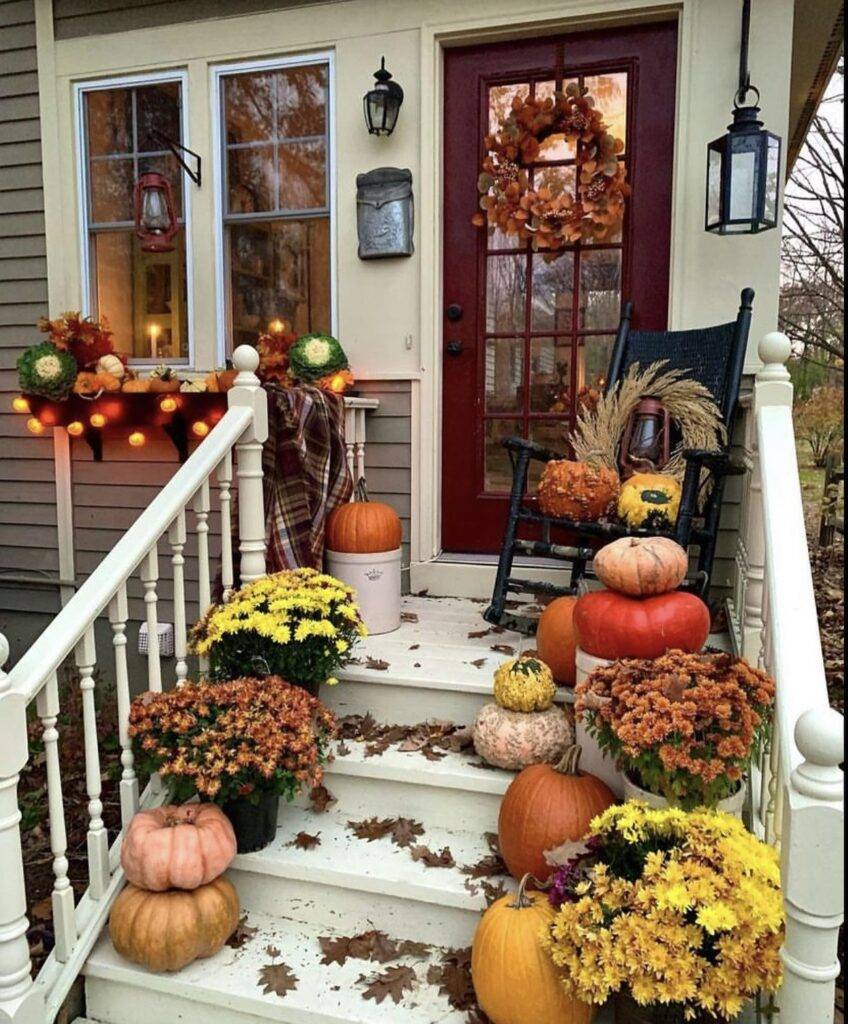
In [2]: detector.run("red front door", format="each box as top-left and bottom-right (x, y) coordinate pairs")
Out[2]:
(441, 21), (678, 553)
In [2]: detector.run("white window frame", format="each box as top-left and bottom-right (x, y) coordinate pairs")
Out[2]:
(210, 51), (337, 366)
(73, 69), (196, 368)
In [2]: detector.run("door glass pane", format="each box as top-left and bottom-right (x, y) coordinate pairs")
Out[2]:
(486, 254), (526, 333)
(578, 334), (615, 391)
(535, 80), (579, 161)
(532, 252), (574, 332)
(89, 158), (134, 223)
(584, 73), (628, 150)
(484, 419), (520, 492)
(534, 164), (576, 200)
(85, 88), (132, 156)
(530, 337), (571, 413)
(485, 337), (523, 412)
(488, 82), (529, 133)
(579, 249), (621, 329)
(529, 419), (567, 486)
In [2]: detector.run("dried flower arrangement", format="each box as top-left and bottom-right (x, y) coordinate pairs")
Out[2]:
(544, 803), (784, 1020)
(190, 568), (366, 691)
(575, 650), (774, 808)
(128, 675), (337, 805)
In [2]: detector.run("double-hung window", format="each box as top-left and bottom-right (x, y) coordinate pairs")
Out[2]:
(78, 74), (191, 364)
(217, 57), (332, 355)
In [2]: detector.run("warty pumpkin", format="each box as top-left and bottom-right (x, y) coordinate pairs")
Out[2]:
(109, 876), (240, 973)
(537, 460), (619, 521)
(536, 596), (579, 686)
(472, 702), (573, 772)
(493, 655), (556, 712)
(326, 477), (402, 553)
(498, 746), (616, 883)
(121, 803), (237, 892)
(593, 536), (689, 597)
(471, 873), (594, 1024)
(618, 472), (681, 529)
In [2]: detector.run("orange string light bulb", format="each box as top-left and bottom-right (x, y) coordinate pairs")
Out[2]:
(128, 431), (146, 447)
(26, 417), (45, 435)
(191, 420), (210, 438)
(67, 421), (85, 437)
(12, 395), (30, 413)
(160, 396), (178, 413)
(89, 412), (107, 428)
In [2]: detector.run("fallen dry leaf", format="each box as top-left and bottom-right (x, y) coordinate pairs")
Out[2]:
(543, 837), (591, 867)
(427, 947), (476, 1011)
(347, 817), (398, 842)
(365, 657), (390, 671)
(226, 914), (258, 949)
(287, 831), (321, 851)
(309, 785), (337, 813)
(358, 964), (418, 1005)
(258, 961), (298, 998)
(490, 644), (516, 655)
(410, 844), (456, 869)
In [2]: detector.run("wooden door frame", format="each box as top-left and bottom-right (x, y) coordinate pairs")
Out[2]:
(412, 4), (690, 581)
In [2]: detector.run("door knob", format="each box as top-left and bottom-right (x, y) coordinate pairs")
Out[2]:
(446, 303), (463, 321)
(446, 340), (463, 356)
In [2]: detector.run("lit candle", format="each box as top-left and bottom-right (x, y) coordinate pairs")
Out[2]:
(149, 323), (161, 358)
(268, 319), (284, 336)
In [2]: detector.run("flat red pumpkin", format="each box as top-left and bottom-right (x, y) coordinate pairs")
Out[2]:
(573, 589), (710, 660)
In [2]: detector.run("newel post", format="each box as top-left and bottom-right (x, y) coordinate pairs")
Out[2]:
(228, 346), (268, 583)
(739, 332), (793, 663)
(779, 707), (844, 1021)
(0, 636), (44, 1024)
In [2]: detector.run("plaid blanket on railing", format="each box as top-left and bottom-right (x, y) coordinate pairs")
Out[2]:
(261, 384), (353, 571)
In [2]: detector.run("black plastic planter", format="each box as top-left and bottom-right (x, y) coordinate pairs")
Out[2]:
(222, 792), (279, 853)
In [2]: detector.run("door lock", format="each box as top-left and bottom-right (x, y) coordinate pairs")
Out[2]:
(446, 303), (463, 321)
(446, 340), (463, 356)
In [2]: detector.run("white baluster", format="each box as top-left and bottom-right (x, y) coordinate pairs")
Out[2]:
(168, 512), (188, 685)
(218, 452), (234, 602)
(228, 346), (268, 583)
(355, 408), (366, 483)
(345, 403), (356, 485)
(141, 546), (162, 694)
(0, 633), (43, 1021)
(779, 708), (844, 1021)
(109, 585), (138, 826)
(76, 626), (109, 899)
(194, 479), (212, 614)
(35, 672), (76, 962)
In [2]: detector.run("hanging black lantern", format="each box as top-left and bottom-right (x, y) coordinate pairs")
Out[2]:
(364, 57), (404, 136)
(705, 0), (782, 234)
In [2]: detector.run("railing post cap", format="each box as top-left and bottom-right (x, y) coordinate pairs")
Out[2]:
(758, 331), (791, 367)
(795, 707), (844, 768)
(232, 345), (260, 375)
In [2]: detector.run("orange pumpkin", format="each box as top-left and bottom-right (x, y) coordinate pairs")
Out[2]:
(109, 877), (239, 973)
(121, 804), (237, 892)
(537, 460), (619, 521)
(326, 478), (402, 554)
(593, 536), (689, 597)
(472, 874), (594, 1024)
(536, 596), (579, 686)
(498, 745), (616, 883)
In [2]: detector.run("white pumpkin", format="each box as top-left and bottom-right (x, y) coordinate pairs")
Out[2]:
(96, 353), (126, 379)
(472, 703), (574, 771)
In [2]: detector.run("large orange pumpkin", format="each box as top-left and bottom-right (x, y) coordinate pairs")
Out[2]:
(498, 746), (616, 883)
(537, 460), (619, 521)
(326, 478), (402, 553)
(472, 874), (594, 1024)
(593, 536), (688, 597)
(536, 596), (579, 685)
(109, 877), (240, 973)
(573, 589), (710, 660)
(121, 803), (237, 892)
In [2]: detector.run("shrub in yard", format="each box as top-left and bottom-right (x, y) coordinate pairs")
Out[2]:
(794, 385), (844, 466)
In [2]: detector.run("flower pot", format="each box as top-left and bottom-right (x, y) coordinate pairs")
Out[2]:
(622, 771), (746, 818)
(222, 792), (279, 853)
(324, 547), (401, 635)
(614, 990), (718, 1024)
(574, 647), (624, 797)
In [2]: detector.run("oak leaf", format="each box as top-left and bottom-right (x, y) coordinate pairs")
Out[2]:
(358, 965), (417, 1005)
(258, 962), (298, 998)
(410, 844), (456, 868)
(287, 831), (321, 851)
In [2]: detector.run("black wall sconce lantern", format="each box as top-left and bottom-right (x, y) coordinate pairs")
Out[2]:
(364, 57), (404, 136)
(706, 0), (782, 234)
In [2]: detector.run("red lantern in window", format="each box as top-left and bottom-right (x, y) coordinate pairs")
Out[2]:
(134, 172), (178, 253)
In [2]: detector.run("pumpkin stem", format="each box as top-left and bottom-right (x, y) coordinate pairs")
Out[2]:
(553, 744), (582, 776)
(509, 873), (552, 910)
(353, 477), (370, 503)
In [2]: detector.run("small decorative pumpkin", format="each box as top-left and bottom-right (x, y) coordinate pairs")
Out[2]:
(593, 536), (689, 597)
(498, 745), (616, 882)
(73, 370), (121, 395)
(95, 353), (126, 380)
(537, 460), (619, 521)
(471, 873), (594, 1024)
(109, 877), (239, 973)
(204, 369), (238, 393)
(180, 378), (208, 393)
(326, 477), (402, 554)
(536, 596), (579, 686)
(121, 804), (237, 892)
(573, 588), (710, 660)
(122, 377), (151, 393)
(493, 655), (556, 712)
(618, 472), (682, 528)
(473, 702), (573, 771)
(148, 365), (181, 393)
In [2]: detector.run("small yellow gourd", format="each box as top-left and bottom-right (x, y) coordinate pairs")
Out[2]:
(618, 472), (681, 529)
(493, 656), (556, 713)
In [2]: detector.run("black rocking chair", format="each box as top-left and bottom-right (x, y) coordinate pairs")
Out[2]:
(484, 288), (754, 633)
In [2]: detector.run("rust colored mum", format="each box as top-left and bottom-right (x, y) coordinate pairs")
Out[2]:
(129, 676), (337, 805)
(576, 650), (775, 808)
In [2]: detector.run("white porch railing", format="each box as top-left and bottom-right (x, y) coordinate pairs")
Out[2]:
(729, 332), (844, 1023)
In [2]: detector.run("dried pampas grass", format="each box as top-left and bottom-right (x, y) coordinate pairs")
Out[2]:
(570, 361), (725, 482)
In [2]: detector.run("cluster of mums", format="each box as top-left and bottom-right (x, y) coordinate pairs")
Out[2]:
(469, 534), (780, 1023)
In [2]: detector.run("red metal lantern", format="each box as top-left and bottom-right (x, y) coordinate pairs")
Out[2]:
(619, 397), (672, 478)
(134, 172), (178, 253)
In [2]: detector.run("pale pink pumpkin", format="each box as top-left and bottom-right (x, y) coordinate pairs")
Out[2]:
(472, 703), (574, 771)
(121, 804), (237, 891)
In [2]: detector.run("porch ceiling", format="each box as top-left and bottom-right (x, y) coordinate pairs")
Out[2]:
(788, 0), (844, 169)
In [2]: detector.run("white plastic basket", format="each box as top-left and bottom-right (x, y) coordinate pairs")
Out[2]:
(138, 621), (175, 657)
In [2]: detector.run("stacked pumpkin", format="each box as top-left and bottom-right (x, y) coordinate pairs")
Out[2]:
(471, 655), (573, 771)
(109, 804), (240, 973)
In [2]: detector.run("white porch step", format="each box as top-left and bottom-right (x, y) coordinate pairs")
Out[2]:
(84, 909), (470, 1024)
